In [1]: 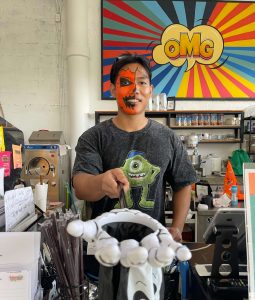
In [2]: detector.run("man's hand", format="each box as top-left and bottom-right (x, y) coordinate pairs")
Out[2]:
(73, 168), (129, 202)
(168, 226), (182, 242)
(170, 185), (192, 242)
(101, 168), (129, 198)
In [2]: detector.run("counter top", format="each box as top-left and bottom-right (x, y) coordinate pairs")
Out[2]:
(198, 174), (243, 185)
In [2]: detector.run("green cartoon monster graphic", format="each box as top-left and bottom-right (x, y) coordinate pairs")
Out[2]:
(120, 150), (160, 209)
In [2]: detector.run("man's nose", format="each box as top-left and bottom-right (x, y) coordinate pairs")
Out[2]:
(133, 83), (139, 93)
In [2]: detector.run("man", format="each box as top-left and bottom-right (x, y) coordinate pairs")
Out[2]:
(73, 53), (197, 241)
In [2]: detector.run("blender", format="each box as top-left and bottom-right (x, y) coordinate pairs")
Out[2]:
(185, 133), (201, 172)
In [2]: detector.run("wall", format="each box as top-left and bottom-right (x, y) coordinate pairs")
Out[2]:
(87, 0), (254, 114)
(0, 0), (65, 143)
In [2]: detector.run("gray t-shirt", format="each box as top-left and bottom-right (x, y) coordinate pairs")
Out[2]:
(73, 119), (197, 224)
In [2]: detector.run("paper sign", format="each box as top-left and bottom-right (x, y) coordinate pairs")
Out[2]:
(12, 144), (22, 169)
(0, 270), (31, 299)
(196, 185), (209, 201)
(4, 187), (35, 231)
(0, 151), (11, 177)
(0, 167), (4, 197)
(0, 126), (5, 152)
(59, 144), (67, 156)
(0, 232), (41, 299)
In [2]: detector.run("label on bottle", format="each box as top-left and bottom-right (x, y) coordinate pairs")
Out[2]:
(231, 194), (238, 208)
(231, 200), (238, 208)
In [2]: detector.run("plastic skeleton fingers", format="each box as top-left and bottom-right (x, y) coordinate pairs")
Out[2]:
(67, 208), (192, 268)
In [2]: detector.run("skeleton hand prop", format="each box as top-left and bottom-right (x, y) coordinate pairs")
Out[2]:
(67, 209), (191, 267)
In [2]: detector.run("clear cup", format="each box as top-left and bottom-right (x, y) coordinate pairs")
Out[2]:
(159, 93), (167, 111)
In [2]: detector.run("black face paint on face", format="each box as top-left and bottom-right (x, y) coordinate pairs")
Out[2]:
(123, 95), (136, 108)
(120, 77), (132, 87)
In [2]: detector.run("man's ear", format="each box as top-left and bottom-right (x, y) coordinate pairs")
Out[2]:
(110, 83), (116, 98)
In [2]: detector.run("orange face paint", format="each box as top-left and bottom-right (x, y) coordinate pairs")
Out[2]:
(115, 69), (137, 115)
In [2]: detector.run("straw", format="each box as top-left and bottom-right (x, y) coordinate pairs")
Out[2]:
(119, 184), (127, 208)
(41, 211), (84, 299)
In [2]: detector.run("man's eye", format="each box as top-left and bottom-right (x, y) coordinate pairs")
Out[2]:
(138, 81), (149, 86)
(120, 78), (132, 86)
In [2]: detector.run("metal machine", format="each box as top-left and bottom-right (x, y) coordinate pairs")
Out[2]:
(22, 131), (71, 204)
(185, 133), (201, 171)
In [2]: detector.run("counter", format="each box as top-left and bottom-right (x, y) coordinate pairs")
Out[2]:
(198, 175), (243, 186)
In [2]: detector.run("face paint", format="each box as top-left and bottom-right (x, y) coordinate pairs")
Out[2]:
(115, 69), (137, 114)
(114, 65), (151, 115)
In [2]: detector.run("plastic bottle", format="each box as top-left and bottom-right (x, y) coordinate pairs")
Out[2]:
(231, 185), (238, 208)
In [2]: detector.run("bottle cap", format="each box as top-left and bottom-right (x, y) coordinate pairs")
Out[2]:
(231, 185), (238, 193)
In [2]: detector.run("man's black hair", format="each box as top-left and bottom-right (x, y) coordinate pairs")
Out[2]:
(110, 52), (152, 84)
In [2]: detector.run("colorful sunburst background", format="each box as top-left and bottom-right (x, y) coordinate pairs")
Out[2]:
(102, 0), (255, 100)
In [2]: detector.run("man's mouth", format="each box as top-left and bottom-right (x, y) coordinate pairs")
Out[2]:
(123, 96), (142, 107)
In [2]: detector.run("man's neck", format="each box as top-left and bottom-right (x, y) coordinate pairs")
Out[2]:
(113, 113), (148, 132)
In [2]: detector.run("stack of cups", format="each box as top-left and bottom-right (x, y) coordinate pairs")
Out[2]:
(34, 182), (48, 212)
(152, 93), (167, 111)
(152, 94), (160, 110)
(159, 93), (167, 111)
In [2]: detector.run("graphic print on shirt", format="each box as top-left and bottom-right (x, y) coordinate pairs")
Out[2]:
(120, 150), (160, 208)
(127, 264), (163, 300)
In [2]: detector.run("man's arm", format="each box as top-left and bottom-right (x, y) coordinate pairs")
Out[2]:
(73, 168), (129, 202)
(169, 185), (192, 241)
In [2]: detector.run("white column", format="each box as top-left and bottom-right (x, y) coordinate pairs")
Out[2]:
(66, 0), (89, 164)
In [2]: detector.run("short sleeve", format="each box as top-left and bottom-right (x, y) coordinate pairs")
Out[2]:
(72, 129), (103, 176)
(165, 133), (197, 191)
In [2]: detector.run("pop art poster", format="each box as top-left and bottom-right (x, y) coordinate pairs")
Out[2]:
(102, 0), (255, 100)
(244, 163), (255, 300)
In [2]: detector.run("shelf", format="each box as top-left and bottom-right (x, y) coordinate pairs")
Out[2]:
(95, 110), (171, 116)
(171, 125), (240, 129)
(165, 210), (197, 242)
(148, 110), (243, 114)
(165, 218), (196, 225)
(95, 110), (244, 144)
(244, 116), (255, 120)
(199, 139), (241, 143)
(165, 211), (197, 225)
(198, 174), (243, 185)
(95, 110), (243, 116)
